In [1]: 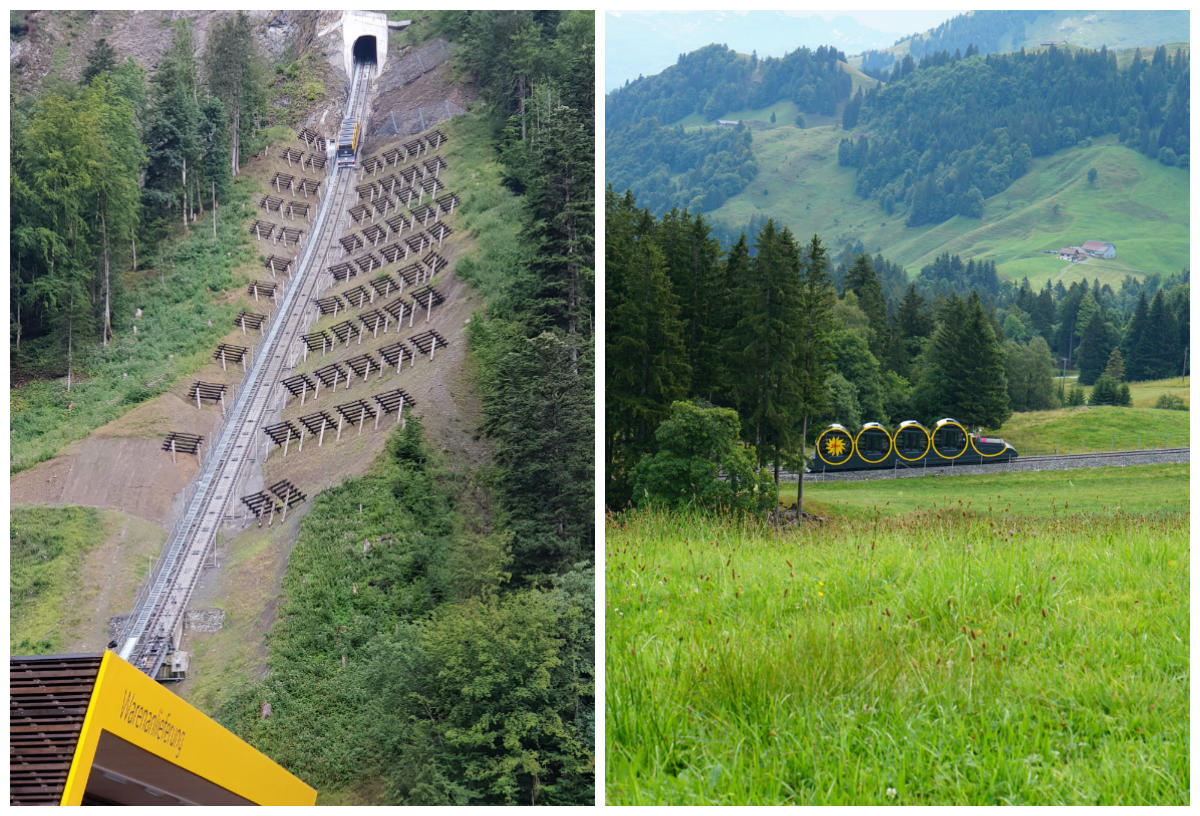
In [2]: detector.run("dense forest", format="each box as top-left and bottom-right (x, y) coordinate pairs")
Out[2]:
(11, 17), (264, 379)
(606, 189), (1187, 510)
(841, 44), (1190, 225)
(219, 10), (595, 805)
(605, 43), (852, 214)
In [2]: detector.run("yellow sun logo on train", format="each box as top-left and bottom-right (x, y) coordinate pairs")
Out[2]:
(825, 436), (847, 457)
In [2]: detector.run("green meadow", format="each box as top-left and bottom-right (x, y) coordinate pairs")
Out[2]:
(606, 465), (1188, 804)
(704, 128), (1187, 286)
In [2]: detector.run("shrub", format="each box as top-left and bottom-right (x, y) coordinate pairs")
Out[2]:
(1154, 393), (1187, 411)
(631, 401), (777, 514)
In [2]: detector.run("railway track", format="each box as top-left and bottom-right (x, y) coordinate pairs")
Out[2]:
(801, 447), (1189, 482)
(119, 61), (375, 679)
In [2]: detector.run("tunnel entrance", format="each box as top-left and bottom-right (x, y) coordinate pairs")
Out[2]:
(352, 35), (377, 65)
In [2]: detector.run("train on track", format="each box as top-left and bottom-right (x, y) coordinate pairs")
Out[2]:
(814, 417), (1018, 472)
(336, 117), (361, 167)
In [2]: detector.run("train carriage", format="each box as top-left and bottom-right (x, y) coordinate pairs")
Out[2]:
(814, 418), (1018, 472)
(336, 117), (361, 168)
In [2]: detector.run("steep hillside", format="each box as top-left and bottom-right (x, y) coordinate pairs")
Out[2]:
(706, 127), (1188, 284)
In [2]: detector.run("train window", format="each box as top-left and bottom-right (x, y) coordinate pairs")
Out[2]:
(856, 426), (891, 462)
(932, 423), (968, 458)
(894, 425), (929, 460)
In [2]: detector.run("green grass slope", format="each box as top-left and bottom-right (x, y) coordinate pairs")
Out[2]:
(607, 466), (1188, 804)
(705, 129), (1188, 286)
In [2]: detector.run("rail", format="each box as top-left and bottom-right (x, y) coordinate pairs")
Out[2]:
(118, 60), (375, 678)
(799, 447), (1189, 482)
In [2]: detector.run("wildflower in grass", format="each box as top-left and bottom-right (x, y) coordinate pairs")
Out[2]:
(886, 786), (897, 799)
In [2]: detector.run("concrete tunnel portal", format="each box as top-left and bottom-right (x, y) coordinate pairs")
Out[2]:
(353, 35), (377, 66)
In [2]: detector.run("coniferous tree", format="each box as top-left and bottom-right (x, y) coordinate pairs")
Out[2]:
(605, 189), (690, 507)
(957, 292), (1011, 427)
(1145, 290), (1179, 379)
(729, 220), (803, 480)
(843, 253), (888, 363)
(1121, 291), (1152, 380)
(892, 284), (933, 379)
(81, 37), (117, 84)
(143, 21), (203, 233)
(1076, 302), (1116, 386)
(1103, 347), (1125, 382)
(657, 209), (725, 401)
(205, 11), (264, 177)
(793, 234), (836, 512)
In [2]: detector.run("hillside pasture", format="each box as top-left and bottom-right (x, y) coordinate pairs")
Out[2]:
(706, 132), (1188, 286)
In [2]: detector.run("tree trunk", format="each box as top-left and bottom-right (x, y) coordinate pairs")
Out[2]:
(797, 414), (808, 516)
(231, 106), (240, 177)
(66, 294), (73, 394)
(100, 206), (111, 345)
(182, 156), (188, 232)
(212, 181), (217, 240)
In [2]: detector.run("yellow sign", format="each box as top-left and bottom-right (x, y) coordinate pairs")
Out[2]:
(60, 651), (316, 805)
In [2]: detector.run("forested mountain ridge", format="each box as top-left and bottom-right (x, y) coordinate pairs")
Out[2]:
(842, 44), (1189, 226)
(855, 10), (1190, 80)
(606, 42), (861, 215)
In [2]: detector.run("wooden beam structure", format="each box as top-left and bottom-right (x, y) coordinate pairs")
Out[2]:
(373, 388), (414, 428)
(312, 361), (350, 391)
(296, 178), (320, 198)
(162, 432), (203, 463)
(378, 340), (412, 372)
(234, 310), (267, 335)
(247, 280), (278, 302)
(264, 255), (293, 276)
(213, 343), (249, 372)
(297, 410), (337, 447)
(297, 127), (326, 151)
(281, 373), (317, 405)
(408, 329), (448, 361)
(269, 172), (295, 194)
(370, 274), (399, 299)
(187, 381), (227, 411)
(343, 284), (371, 309)
(334, 398), (376, 437)
(313, 295), (346, 317)
(328, 319), (358, 346)
(328, 262), (356, 283)
(249, 220), (276, 241)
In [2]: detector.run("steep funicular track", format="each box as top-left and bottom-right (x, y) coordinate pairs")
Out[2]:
(118, 61), (375, 680)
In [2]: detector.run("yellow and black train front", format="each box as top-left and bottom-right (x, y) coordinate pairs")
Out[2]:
(814, 418), (1018, 471)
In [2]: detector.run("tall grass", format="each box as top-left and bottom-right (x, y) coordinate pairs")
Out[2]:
(10, 505), (104, 654)
(606, 468), (1188, 804)
(10, 178), (259, 473)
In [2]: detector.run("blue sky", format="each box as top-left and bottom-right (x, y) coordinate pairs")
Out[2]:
(605, 10), (963, 91)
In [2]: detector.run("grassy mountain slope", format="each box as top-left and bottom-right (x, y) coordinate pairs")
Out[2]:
(705, 127), (1188, 285)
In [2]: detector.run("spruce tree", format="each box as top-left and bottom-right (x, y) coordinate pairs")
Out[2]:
(1121, 291), (1151, 380)
(1103, 347), (1125, 382)
(604, 190), (689, 507)
(793, 234), (836, 513)
(729, 219), (803, 480)
(844, 253), (888, 363)
(205, 11), (264, 177)
(957, 292), (1011, 428)
(1075, 303), (1113, 386)
(657, 209), (725, 402)
(1145, 290), (1179, 379)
